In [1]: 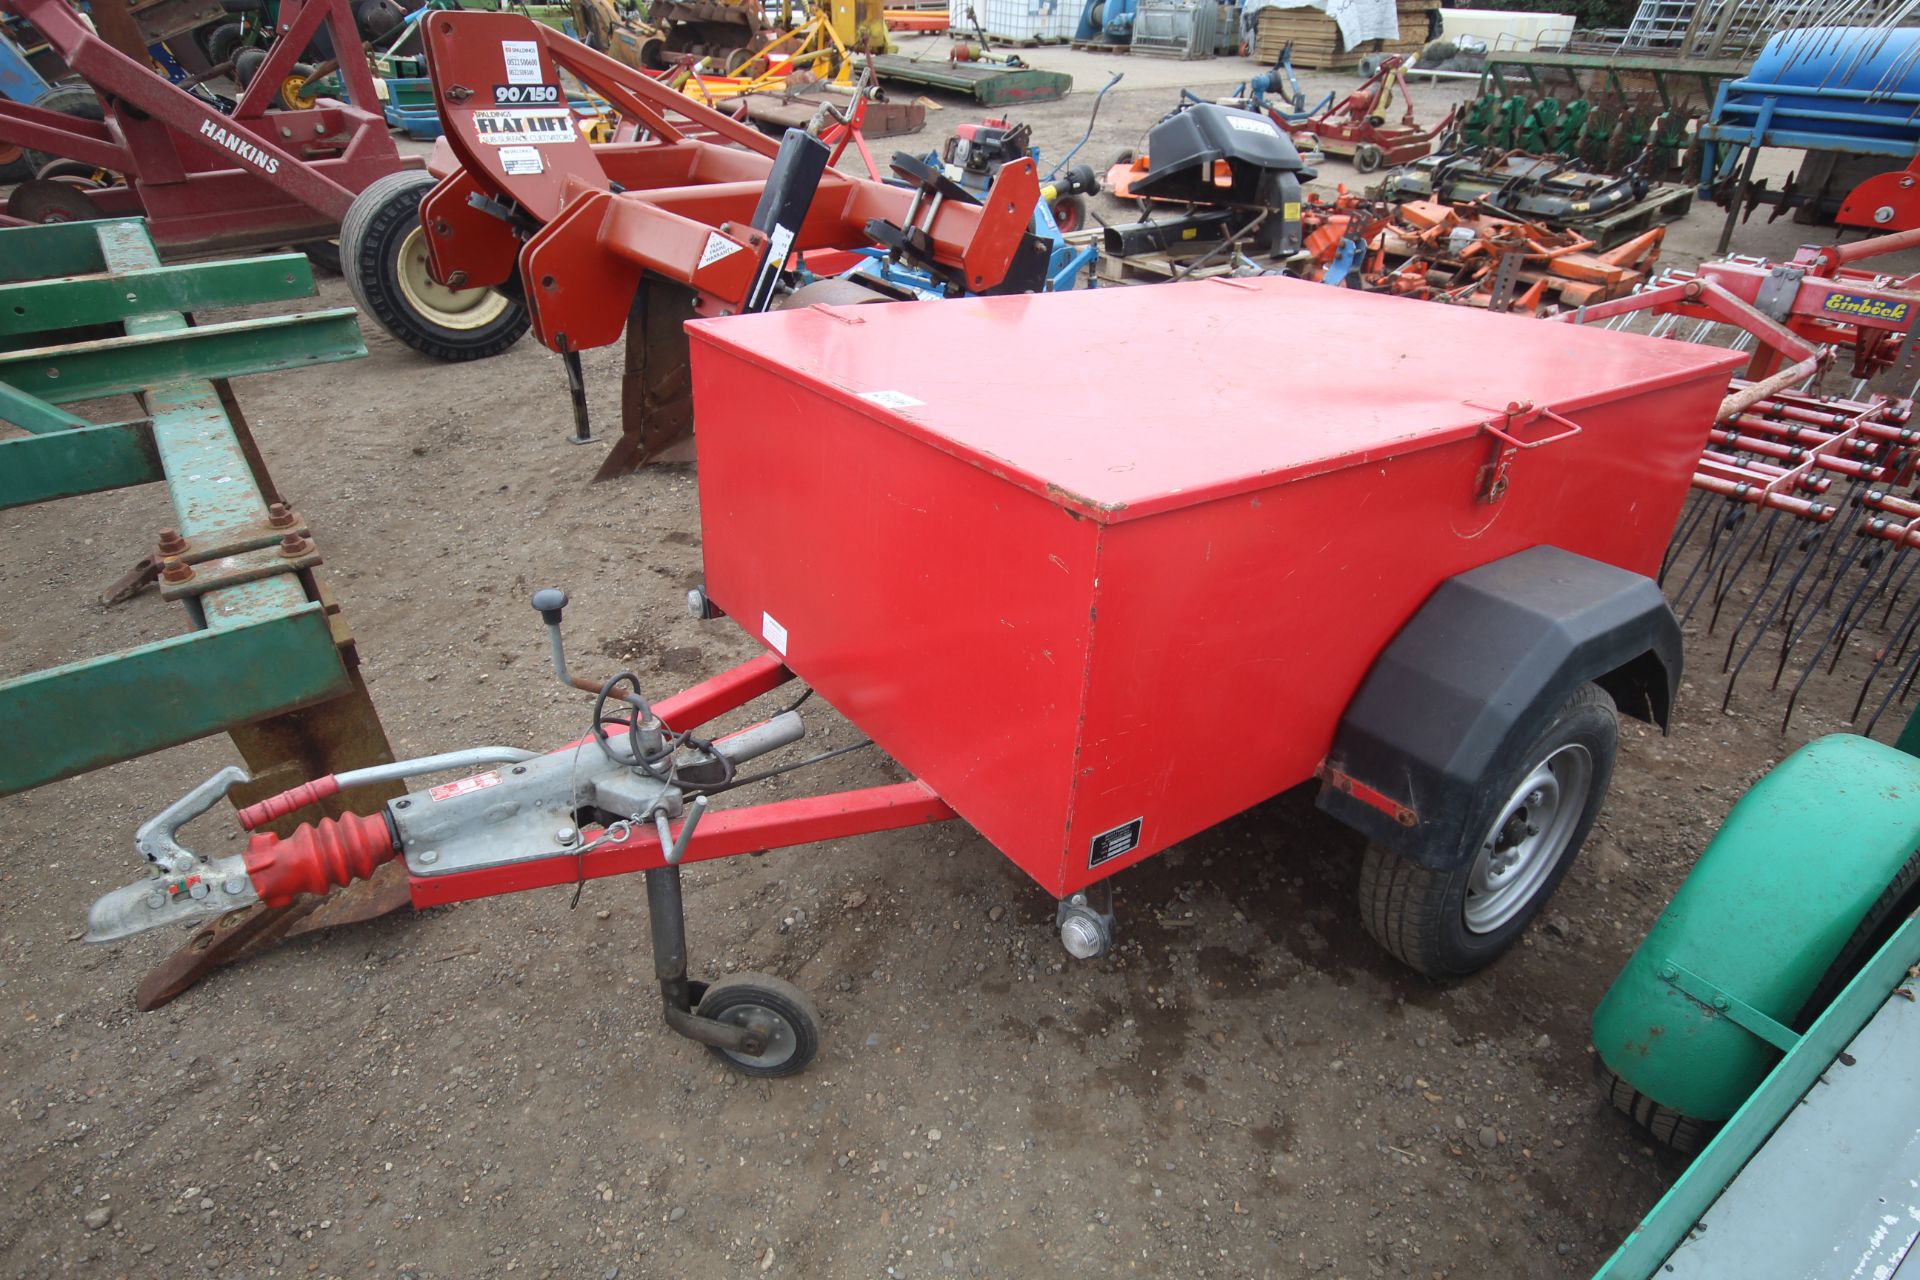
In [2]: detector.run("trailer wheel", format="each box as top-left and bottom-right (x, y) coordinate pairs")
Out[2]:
(1353, 143), (1385, 174)
(696, 973), (820, 1078)
(341, 170), (529, 362)
(1359, 682), (1616, 979)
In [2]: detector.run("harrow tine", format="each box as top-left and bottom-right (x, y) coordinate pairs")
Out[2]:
(1709, 506), (1786, 632)
(1861, 622), (1920, 737)
(1724, 531), (1825, 710)
(1851, 576), (1920, 721)
(1662, 490), (1725, 586)
(1670, 504), (1743, 612)
(1782, 543), (1893, 732)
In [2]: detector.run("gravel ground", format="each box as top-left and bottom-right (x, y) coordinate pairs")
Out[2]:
(1, 45), (1912, 1280)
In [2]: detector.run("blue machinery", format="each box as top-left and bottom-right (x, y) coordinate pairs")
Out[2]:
(1702, 26), (1920, 251)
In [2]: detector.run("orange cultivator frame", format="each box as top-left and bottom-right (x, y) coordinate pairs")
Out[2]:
(412, 11), (1039, 474)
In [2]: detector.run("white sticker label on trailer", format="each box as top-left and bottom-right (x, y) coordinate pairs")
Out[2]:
(499, 145), (544, 175)
(859, 389), (925, 410)
(762, 612), (789, 656)
(471, 108), (575, 146)
(502, 38), (543, 84)
(698, 232), (744, 269)
(1228, 115), (1279, 135)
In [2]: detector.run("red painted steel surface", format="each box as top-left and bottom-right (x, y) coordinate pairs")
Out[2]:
(688, 276), (1746, 897)
(0, 0), (416, 251)
(408, 781), (956, 906)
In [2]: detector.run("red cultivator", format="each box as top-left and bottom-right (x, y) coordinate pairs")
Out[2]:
(1279, 55), (1454, 174)
(374, 11), (1039, 475)
(0, 0), (416, 252)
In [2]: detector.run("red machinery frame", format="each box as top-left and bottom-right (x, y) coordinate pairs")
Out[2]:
(0, 0), (417, 250)
(412, 11), (1037, 474)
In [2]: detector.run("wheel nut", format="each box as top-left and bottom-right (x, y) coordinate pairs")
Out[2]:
(160, 556), (193, 584)
(156, 527), (187, 555)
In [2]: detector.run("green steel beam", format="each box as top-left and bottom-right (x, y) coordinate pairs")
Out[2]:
(0, 218), (145, 283)
(0, 604), (351, 796)
(0, 308), (366, 404)
(1592, 917), (1920, 1279)
(0, 380), (91, 434)
(0, 421), (160, 507)
(0, 255), (318, 341)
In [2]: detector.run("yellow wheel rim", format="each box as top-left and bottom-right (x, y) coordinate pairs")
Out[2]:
(394, 225), (512, 331)
(280, 76), (319, 111)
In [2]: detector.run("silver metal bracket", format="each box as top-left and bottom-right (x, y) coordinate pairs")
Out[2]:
(1753, 264), (1806, 322)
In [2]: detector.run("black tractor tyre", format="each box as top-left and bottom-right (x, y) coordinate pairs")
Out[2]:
(1795, 845), (1920, 1028)
(234, 46), (268, 86)
(1594, 1058), (1714, 1156)
(340, 170), (530, 361)
(1359, 682), (1618, 979)
(205, 21), (246, 67)
(23, 83), (106, 176)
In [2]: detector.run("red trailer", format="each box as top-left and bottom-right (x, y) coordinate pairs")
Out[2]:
(89, 279), (1744, 1078)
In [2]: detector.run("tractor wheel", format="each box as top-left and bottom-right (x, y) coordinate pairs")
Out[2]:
(1794, 845), (1920, 1026)
(277, 62), (320, 111)
(340, 170), (529, 362)
(696, 974), (820, 1077)
(1359, 682), (1616, 979)
(299, 237), (342, 274)
(1050, 193), (1087, 233)
(205, 21), (246, 67)
(1353, 143), (1385, 174)
(0, 144), (31, 185)
(234, 46), (267, 87)
(22, 83), (105, 176)
(1593, 1060), (1714, 1156)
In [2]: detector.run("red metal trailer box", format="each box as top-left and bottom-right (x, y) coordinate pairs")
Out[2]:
(687, 277), (1744, 898)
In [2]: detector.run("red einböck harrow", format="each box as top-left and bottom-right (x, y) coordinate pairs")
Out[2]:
(92, 279), (1743, 1076)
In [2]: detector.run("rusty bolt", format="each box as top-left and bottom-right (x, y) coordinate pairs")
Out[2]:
(279, 533), (310, 558)
(156, 527), (188, 556)
(160, 556), (194, 584)
(266, 502), (296, 528)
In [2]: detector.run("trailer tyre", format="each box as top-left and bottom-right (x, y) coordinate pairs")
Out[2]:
(1359, 682), (1616, 979)
(696, 974), (820, 1078)
(1353, 143), (1385, 174)
(340, 170), (529, 362)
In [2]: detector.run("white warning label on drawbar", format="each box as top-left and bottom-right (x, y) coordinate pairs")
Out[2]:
(499, 146), (544, 175)
(762, 612), (789, 655)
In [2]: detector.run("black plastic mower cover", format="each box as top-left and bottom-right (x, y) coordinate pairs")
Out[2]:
(1130, 102), (1309, 253)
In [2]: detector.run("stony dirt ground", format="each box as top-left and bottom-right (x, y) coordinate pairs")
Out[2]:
(2, 48), (1914, 1280)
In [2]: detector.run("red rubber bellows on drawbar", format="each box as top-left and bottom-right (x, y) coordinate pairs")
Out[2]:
(244, 810), (398, 907)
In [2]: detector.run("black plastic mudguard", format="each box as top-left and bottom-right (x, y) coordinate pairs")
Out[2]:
(1315, 546), (1680, 868)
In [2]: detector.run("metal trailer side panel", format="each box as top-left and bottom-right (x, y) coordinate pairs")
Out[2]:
(691, 356), (1100, 887)
(1058, 389), (1724, 894)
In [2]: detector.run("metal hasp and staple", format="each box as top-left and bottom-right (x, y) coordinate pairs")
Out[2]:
(0, 217), (405, 1007)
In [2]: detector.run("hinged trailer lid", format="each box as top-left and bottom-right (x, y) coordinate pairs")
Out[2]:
(689, 275), (1747, 524)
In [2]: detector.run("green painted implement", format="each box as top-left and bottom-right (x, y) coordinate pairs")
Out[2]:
(0, 218), (407, 1007)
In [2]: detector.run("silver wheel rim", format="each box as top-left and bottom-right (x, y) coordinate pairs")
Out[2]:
(1464, 744), (1592, 934)
(394, 224), (511, 331)
(710, 1000), (797, 1069)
